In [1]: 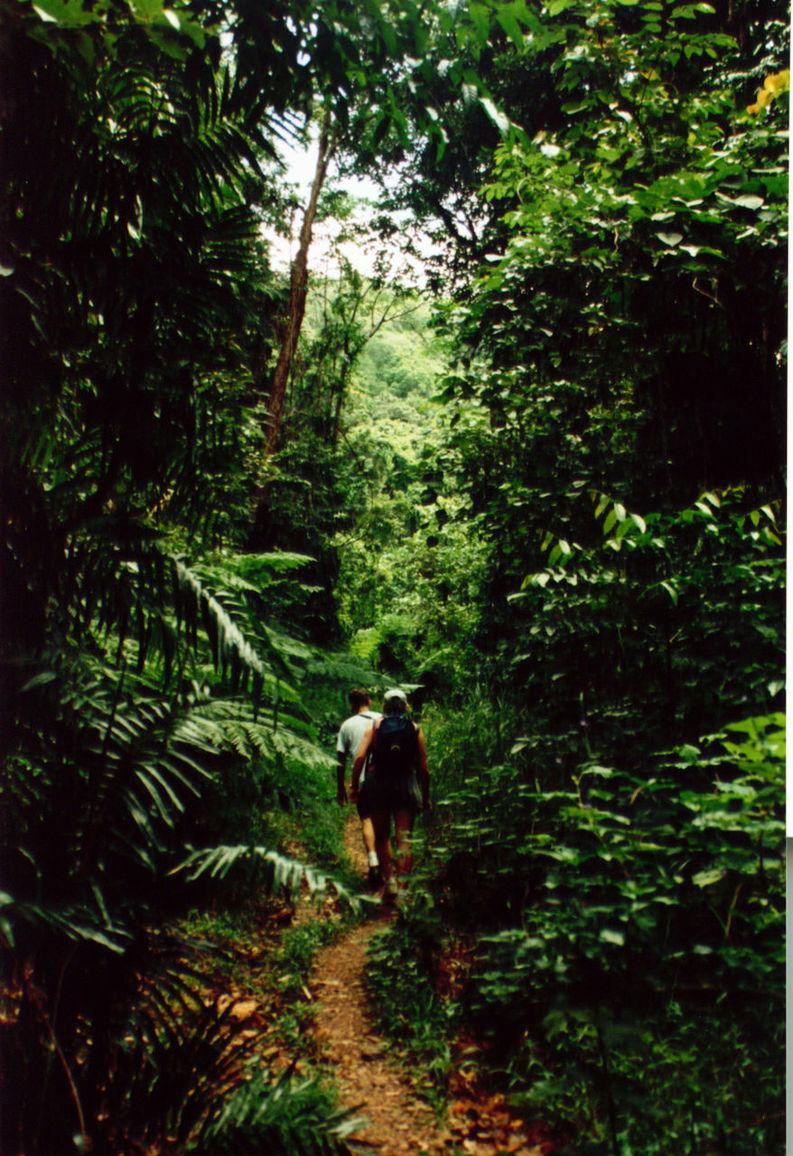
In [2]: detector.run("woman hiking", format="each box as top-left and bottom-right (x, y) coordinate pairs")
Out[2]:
(351, 688), (430, 905)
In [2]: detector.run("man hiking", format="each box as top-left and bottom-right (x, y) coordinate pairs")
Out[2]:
(336, 688), (382, 889)
(351, 688), (430, 905)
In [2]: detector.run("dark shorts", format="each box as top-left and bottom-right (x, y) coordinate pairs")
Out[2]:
(358, 770), (422, 817)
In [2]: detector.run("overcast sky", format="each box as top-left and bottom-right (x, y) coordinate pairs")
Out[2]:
(265, 135), (428, 284)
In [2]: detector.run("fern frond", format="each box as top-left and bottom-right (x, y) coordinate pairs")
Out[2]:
(192, 552), (315, 595)
(303, 651), (382, 686)
(190, 699), (333, 768)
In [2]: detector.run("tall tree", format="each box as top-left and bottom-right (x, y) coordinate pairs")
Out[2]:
(243, 0), (518, 537)
(264, 110), (338, 461)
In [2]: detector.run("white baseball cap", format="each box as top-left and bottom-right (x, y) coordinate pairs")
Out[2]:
(383, 687), (407, 703)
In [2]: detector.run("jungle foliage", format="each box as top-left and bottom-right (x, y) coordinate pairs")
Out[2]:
(360, 2), (786, 1153)
(0, 0), (458, 1149)
(0, 0), (786, 1153)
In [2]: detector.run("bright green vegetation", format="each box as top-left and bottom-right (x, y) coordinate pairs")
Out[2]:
(1, 0), (785, 1154)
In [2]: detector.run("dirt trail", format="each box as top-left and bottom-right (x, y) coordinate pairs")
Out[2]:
(309, 817), (447, 1154)
(308, 816), (550, 1156)
(311, 920), (448, 1154)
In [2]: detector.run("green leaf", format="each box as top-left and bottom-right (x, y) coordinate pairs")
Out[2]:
(659, 580), (678, 604)
(127, 0), (165, 18)
(468, 1), (491, 39)
(599, 928), (626, 945)
(678, 744), (700, 764)
(479, 96), (510, 136)
(32, 0), (94, 24)
(497, 9), (524, 49)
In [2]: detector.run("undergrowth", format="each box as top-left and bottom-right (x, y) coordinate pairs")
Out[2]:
(381, 707), (786, 1156)
(364, 888), (462, 1111)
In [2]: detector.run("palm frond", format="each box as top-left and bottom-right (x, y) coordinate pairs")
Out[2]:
(0, 892), (132, 955)
(173, 555), (295, 697)
(304, 650), (382, 686)
(51, 662), (213, 876)
(195, 1064), (363, 1156)
(103, 999), (264, 1150)
(174, 845), (361, 911)
(0, 8), (356, 1154)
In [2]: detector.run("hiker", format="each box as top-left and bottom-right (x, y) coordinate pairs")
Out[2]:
(351, 688), (430, 904)
(336, 688), (383, 889)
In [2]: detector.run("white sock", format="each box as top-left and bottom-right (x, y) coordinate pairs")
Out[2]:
(368, 850), (379, 867)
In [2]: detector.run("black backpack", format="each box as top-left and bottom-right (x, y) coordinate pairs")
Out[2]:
(371, 715), (418, 776)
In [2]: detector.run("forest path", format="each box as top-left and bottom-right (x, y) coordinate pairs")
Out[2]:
(308, 816), (445, 1154)
(307, 814), (549, 1156)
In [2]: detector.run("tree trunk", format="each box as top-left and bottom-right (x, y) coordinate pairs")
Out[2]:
(249, 112), (336, 545)
(266, 110), (335, 459)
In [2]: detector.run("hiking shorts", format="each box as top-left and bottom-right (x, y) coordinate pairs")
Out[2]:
(358, 770), (422, 817)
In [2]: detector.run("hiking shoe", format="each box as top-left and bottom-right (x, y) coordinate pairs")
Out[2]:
(367, 865), (383, 890)
(382, 878), (399, 905)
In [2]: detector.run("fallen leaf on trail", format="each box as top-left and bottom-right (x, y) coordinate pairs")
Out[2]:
(461, 1139), (494, 1155)
(451, 1097), (477, 1116)
(228, 999), (259, 1020)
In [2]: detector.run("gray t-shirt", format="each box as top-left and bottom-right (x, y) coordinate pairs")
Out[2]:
(336, 710), (381, 777)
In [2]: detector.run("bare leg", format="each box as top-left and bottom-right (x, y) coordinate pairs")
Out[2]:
(393, 810), (415, 885)
(361, 816), (377, 857)
(361, 815), (381, 887)
(371, 811), (392, 886)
